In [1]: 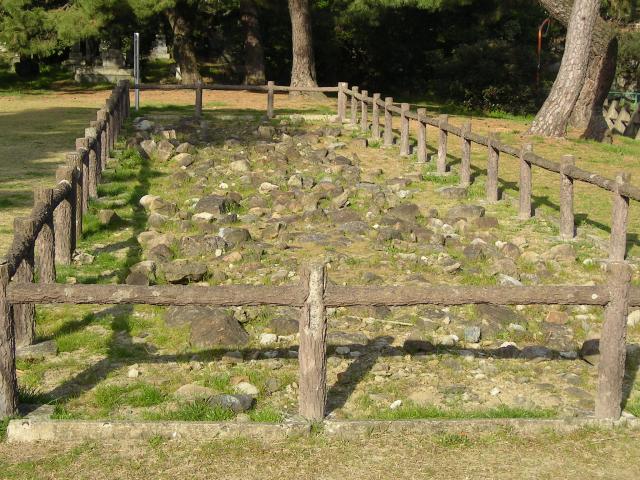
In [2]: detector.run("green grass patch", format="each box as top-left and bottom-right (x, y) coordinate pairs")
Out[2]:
(93, 383), (166, 412)
(366, 403), (556, 420)
(144, 400), (236, 421)
(249, 407), (283, 423)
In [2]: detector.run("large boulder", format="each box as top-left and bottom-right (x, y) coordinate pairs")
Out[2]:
(195, 195), (238, 216)
(162, 259), (207, 284)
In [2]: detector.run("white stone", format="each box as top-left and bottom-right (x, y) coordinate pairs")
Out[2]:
(627, 310), (640, 327)
(259, 182), (279, 194)
(389, 400), (403, 410)
(259, 333), (278, 345)
(192, 212), (215, 223)
(234, 381), (259, 396)
(139, 195), (160, 209)
(335, 346), (350, 355)
(127, 365), (140, 378)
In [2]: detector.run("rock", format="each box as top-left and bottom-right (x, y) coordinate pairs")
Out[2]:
(149, 197), (178, 217)
(446, 204), (485, 220)
(195, 195), (238, 216)
(230, 159), (251, 173)
(260, 333), (278, 345)
(126, 261), (157, 286)
(156, 139), (175, 161)
(327, 331), (368, 346)
(542, 244), (576, 262)
(464, 326), (481, 343)
(259, 182), (279, 194)
(403, 336), (435, 354)
(545, 310), (569, 325)
(474, 216), (499, 229)
(476, 304), (527, 339)
(128, 364), (140, 378)
(389, 400), (402, 410)
(387, 204), (420, 222)
(579, 339), (600, 366)
(270, 316), (298, 336)
(162, 259), (207, 284)
(520, 345), (555, 360)
(257, 125), (276, 139)
(437, 186), (467, 199)
(209, 394), (254, 413)
(140, 139), (157, 157)
(219, 227), (251, 247)
(234, 382), (259, 396)
(147, 243), (174, 262)
(148, 213), (168, 230)
(16, 340), (57, 360)
(174, 153), (195, 168)
(627, 310), (640, 327)
(189, 309), (249, 347)
(335, 346), (350, 355)
(139, 194), (160, 209)
(176, 142), (195, 154)
(135, 119), (155, 132)
(74, 252), (95, 265)
(174, 384), (215, 402)
(98, 209), (120, 226)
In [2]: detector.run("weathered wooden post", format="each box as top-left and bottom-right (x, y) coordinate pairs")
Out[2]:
(337, 82), (347, 122)
(595, 261), (632, 419)
(372, 93), (381, 140)
(105, 100), (115, 151)
(610, 172), (630, 261)
(0, 262), (17, 418)
(34, 188), (56, 284)
(460, 121), (471, 186)
(383, 97), (394, 147)
(267, 81), (275, 119)
(12, 217), (35, 347)
(54, 166), (74, 265)
(416, 108), (427, 163)
(437, 114), (448, 174)
(298, 264), (328, 421)
(360, 90), (368, 131)
(75, 140), (89, 213)
(67, 152), (83, 246)
(86, 127), (100, 188)
(519, 144), (533, 220)
(350, 86), (359, 126)
(560, 155), (575, 240)
(400, 103), (410, 157)
(195, 81), (203, 118)
(97, 110), (109, 169)
(486, 133), (499, 202)
(89, 122), (101, 176)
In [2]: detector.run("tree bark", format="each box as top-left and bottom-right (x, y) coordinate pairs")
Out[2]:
(166, 5), (201, 85)
(287, 0), (319, 93)
(241, 0), (266, 85)
(529, 0), (601, 137)
(536, 0), (618, 140)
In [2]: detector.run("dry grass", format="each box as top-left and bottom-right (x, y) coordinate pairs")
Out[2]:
(0, 426), (639, 479)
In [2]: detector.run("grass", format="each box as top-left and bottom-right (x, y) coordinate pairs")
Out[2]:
(93, 383), (166, 412)
(144, 400), (236, 422)
(364, 402), (556, 421)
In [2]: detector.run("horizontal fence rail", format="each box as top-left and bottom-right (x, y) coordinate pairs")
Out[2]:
(1, 79), (639, 426)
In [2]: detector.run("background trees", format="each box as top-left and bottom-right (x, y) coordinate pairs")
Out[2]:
(1, 0), (638, 135)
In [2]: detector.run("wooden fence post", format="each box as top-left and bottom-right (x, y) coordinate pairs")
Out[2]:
(12, 217), (35, 347)
(75, 140), (89, 213)
(86, 127), (100, 187)
(400, 103), (410, 156)
(460, 121), (471, 186)
(519, 144), (533, 220)
(267, 81), (275, 119)
(97, 110), (108, 169)
(595, 261), (632, 419)
(195, 81), (203, 118)
(417, 108), (427, 163)
(486, 133), (499, 202)
(560, 155), (575, 240)
(610, 172), (630, 261)
(372, 93), (381, 140)
(360, 90), (368, 131)
(54, 166), (74, 265)
(383, 97), (393, 147)
(437, 114), (448, 174)
(337, 82), (347, 122)
(34, 188), (56, 284)
(350, 86), (359, 126)
(67, 152), (83, 246)
(0, 263), (17, 419)
(298, 264), (327, 421)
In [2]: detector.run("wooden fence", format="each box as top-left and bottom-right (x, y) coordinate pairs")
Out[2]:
(604, 97), (640, 140)
(1, 80), (638, 424)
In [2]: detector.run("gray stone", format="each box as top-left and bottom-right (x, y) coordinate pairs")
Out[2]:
(219, 227), (251, 247)
(97, 209), (120, 226)
(464, 326), (481, 343)
(387, 204), (420, 222)
(437, 186), (467, 199)
(174, 153), (195, 168)
(270, 316), (298, 336)
(16, 340), (57, 360)
(519, 345), (555, 360)
(190, 308), (249, 348)
(174, 384), (215, 402)
(446, 204), (485, 220)
(209, 394), (254, 413)
(162, 259), (207, 284)
(156, 140), (175, 161)
(195, 195), (238, 216)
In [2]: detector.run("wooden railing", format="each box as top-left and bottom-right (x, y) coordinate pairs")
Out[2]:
(0, 80), (130, 417)
(0, 80), (638, 424)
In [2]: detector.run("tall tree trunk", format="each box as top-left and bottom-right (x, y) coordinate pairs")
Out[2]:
(536, 0), (618, 139)
(288, 0), (318, 92)
(529, 0), (601, 137)
(241, 0), (266, 85)
(165, 6), (201, 85)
